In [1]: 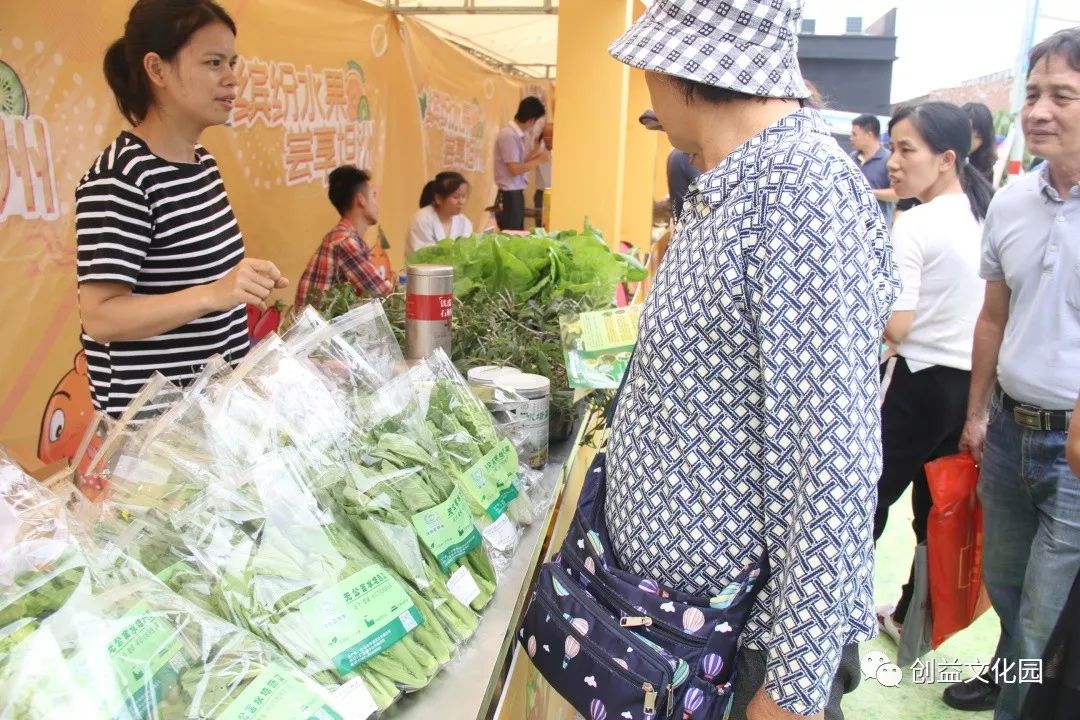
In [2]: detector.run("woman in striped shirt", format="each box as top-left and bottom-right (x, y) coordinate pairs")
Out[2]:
(76, 0), (287, 417)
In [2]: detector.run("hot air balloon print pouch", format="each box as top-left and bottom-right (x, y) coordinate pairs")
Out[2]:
(517, 360), (764, 718)
(521, 564), (676, 719)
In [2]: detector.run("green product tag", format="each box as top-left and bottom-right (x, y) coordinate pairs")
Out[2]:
(410, 487), (483, 571)
(462, 438), (520, 520)
(299, 565), (422, 675)
(218, 663), (344, 720)
(107, 603), (188, 719)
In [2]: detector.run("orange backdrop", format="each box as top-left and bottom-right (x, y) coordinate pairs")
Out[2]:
(0, 0), (552, 470)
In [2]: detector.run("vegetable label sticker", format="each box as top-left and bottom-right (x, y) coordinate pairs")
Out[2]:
(299, 565), (423, 675)
(559, 306), (641, 390)
(107, 603), (189, 719)
(410, 487), (482, 571)
(462, 438), (520, 520)
(580, 305), (642, 352)
(219, 662), (349, 720)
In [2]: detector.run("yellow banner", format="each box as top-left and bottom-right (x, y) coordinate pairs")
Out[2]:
(0, 0), (552, 469)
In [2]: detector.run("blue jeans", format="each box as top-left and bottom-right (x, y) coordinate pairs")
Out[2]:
(978, 393), (1080, 720)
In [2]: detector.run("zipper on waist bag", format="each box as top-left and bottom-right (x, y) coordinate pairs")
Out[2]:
(538, 566), (673, 679)
(643, 683), (657, 716)
(561, 545), (705, 648)
(536, 589), (672, 714)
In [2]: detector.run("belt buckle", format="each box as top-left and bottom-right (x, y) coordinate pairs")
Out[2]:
(1013, 405), (1044, 431)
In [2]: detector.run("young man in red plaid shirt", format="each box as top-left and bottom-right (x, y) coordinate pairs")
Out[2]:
(295, 165), (395, 307)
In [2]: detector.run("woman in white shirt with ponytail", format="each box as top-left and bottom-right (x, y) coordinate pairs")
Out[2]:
(874, 101), (994, 641)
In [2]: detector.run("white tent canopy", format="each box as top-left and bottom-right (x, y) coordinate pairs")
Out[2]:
(375, 0), (559, 77)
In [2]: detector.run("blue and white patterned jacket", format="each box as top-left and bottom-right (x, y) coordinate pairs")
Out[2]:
(605, 108), (900, 715)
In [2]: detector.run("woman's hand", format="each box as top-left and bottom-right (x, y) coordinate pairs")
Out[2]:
(747, 689), (823, 720)
(208, 258), (288, 311)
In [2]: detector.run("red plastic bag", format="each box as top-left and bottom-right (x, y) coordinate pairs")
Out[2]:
(925, 452), (992, 648)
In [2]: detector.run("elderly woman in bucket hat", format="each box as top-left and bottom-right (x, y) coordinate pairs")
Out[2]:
(602, 2), (900, 719)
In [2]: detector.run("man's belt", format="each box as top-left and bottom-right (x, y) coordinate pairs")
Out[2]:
(1000, 390), (1072, 432)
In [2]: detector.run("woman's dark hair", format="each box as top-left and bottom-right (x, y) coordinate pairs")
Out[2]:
(419, 171), (469, 208)
(665, 75), (820, 109)
(666, 76), (759, 105)
(328, 165), (371, 216)
(962, 102), (997, 183)
(515, 96), (546, 123)
(889, 101), (993, 221)
(104, 0), (237, 125)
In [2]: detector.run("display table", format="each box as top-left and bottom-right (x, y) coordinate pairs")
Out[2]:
(385, 424), (590, 720)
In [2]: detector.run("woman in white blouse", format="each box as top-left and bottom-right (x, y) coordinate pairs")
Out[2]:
(874, 101), (994, 645)
(406, 172), (473, 256)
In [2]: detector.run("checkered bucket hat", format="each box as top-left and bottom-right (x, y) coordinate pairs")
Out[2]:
(609, 0), (810, 99)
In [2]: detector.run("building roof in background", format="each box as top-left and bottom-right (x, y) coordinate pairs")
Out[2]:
(895, 71), (1013, 113)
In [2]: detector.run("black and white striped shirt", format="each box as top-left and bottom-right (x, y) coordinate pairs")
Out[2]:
(76, 132), (248, 417)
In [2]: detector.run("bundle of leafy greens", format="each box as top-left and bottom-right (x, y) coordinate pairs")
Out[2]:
(0, 455), (363, 720)
(304, 224), (642, 441)
(282, 306), (505, 613)
(166, 442), (452, 705)
(408, 350), (547, 525)
(407, 222), (646, 306)
(281, 316), (498, 628)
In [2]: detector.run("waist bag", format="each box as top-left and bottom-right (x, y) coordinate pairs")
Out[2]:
(518, 375), (770, 720)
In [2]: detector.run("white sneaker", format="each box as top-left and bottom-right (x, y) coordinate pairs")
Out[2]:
(875, 604), (904, 645)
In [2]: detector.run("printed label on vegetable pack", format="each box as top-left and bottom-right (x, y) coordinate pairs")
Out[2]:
(580, 305), (642, 352)
(446, 565), (482, 607)
(409, 487), (483, 571)
(299, 565), (423, 676)
(559, 306), (640, 390)
(107, 602), (189, 719)
(218, 662), (349, 720)
(462, 438), (520, 520)
(480, 514), (518, 552)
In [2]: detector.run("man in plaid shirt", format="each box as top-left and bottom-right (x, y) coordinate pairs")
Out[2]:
(295, 165), (394, 307)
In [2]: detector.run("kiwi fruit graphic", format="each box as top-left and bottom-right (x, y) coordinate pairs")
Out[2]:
(0, 61), (28, 117)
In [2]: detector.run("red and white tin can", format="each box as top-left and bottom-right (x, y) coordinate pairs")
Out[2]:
(405, 264), (453, 359)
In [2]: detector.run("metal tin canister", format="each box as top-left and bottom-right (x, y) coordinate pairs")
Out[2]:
(495, 373), (551, 469)
(406, 264), (453, 359)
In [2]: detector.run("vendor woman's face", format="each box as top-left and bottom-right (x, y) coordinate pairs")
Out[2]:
(156, 22), (238, 128)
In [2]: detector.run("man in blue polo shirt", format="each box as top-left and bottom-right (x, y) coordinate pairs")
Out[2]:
(851, 114), (895, 223)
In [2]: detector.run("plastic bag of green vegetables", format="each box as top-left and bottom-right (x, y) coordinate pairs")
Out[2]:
(75, 376), (216, 607)
(219, 335), (357, 472)
(284, 306), (389, 420)
(168, 444), (454, 702)
(324, 374), (500, 613)
(1, 458), (376, 720)
(411, 350), (553, 528)
(282, 309), (498, 626)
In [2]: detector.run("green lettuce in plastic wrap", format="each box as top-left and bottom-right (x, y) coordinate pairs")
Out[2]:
(0, 453), (374, 720)
(282, 312), (498, 628)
